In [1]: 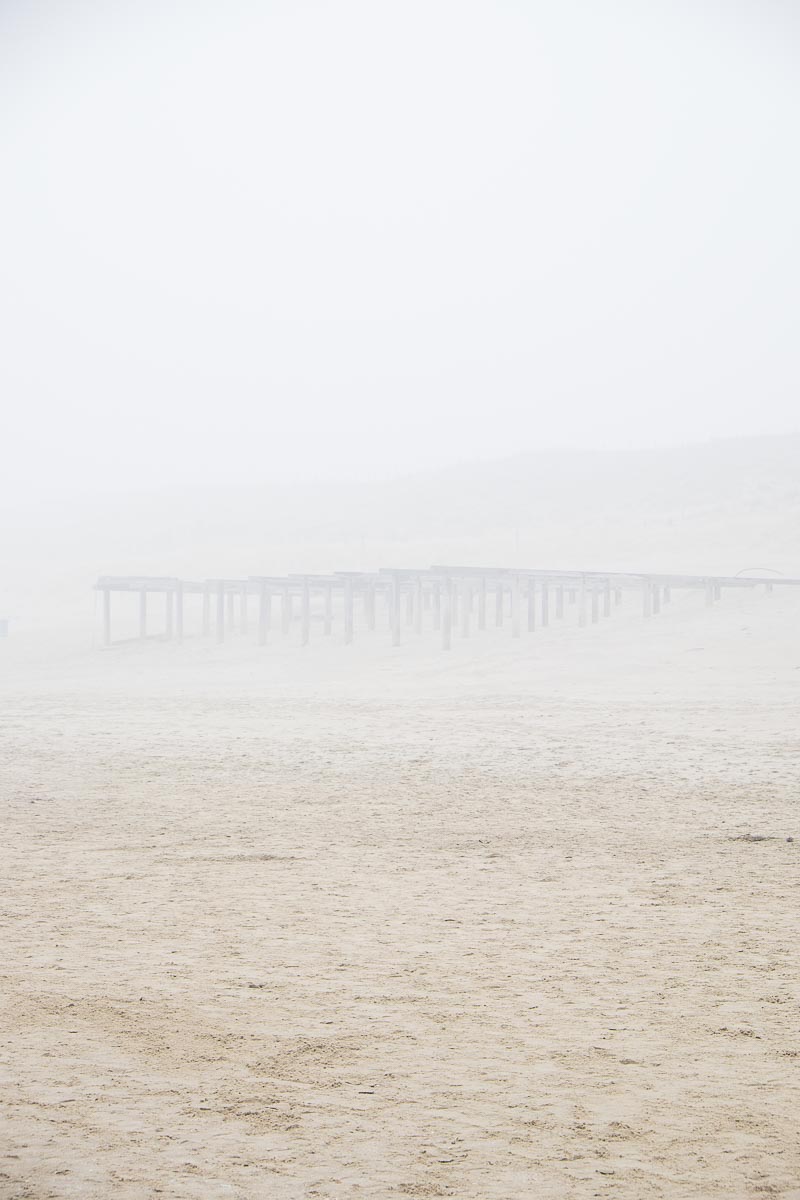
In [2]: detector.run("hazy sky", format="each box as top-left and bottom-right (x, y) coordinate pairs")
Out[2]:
(1, 0), (798, 495)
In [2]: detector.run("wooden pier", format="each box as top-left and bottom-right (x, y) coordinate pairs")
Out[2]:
(94, 567), (797, 649)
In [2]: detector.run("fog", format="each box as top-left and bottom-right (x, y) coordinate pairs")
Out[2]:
(1, 0), (799, 502)
(3, 7), (800, 1199)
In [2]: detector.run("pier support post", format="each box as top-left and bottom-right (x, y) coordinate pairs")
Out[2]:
(591, 588), (599, 624)
(216, 582), (225, 643)
(603, 580), (611, 617)
(556, 586), (564, 619)
(202, 587), (210, 637)
(258, 583), (269, 645)
(478, 577), (487, 630)
(301, 578), (310, 645)
(240, 586), (248, 634)
(165, 588), (174, 640)
(433, 581), (441, 630)
(415, 579), (423, 634)
(541, 583), (549, 627)
(442, 579), (452, 650)
(324, 584), (333, 635)
(579, 578), (587, 628)
(391, 577), (401, 647)
(512, 574), (521, 638)
(527, 579), (536, 632)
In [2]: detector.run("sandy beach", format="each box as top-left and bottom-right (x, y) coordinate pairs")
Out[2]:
(2, 584), (799, 1198)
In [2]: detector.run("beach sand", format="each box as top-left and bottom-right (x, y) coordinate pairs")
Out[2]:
(2, 584), (799, 1198)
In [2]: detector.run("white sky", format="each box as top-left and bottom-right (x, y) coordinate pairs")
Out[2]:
(1, 0), (798, 496)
